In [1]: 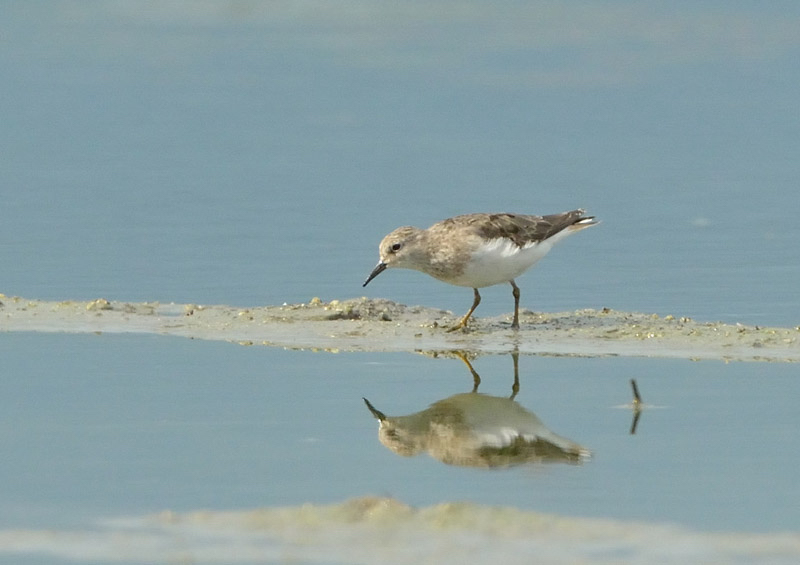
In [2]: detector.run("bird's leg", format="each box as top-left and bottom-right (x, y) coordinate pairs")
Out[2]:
(510, 280), (521, 330)
(447, 288), (481, 332)
(510, 349), (520, 400)
(454, 351), (481, 392)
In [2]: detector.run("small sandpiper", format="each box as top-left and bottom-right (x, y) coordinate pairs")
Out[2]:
(363, 209), (598, 331)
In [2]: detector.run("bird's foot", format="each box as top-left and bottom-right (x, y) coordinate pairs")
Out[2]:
(446, 316), (473, 332)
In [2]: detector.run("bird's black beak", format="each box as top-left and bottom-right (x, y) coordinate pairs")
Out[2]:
(362, 397), (386, 421)
(362, 262), (387, 287)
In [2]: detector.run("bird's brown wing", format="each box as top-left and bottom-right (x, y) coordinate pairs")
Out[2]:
(468, 210), (592, 247)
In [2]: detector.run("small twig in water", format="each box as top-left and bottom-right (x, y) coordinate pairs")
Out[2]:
(629, 379), (644, 435)
(630, 378), (642, 406)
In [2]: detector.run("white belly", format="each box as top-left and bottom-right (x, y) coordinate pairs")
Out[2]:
(447, 235), (562, 288)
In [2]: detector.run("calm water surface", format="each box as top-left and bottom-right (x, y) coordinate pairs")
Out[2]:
(1, 3), (799, 325)
(2, 4), (800, 562)
(1, 333), (798, 535)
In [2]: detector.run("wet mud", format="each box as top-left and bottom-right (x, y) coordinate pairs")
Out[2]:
(2, 294), (799, 362)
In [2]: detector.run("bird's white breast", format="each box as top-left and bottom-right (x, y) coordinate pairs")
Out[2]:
(447, 231), (573, 288)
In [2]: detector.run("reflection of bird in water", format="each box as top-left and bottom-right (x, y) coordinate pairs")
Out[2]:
(363, 353), (590, 468)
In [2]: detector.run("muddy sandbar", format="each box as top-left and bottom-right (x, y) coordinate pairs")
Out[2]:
(2, 294), (798, 362)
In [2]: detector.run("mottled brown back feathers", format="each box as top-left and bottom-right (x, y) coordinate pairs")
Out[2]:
(436, 210), (594, 247)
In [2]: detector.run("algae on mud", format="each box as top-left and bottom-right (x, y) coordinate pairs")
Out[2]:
(1, 294), (798, 361)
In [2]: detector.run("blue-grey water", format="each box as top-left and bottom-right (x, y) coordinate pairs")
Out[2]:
(2, 333), (799, 534)
(2, 3), (800, 563)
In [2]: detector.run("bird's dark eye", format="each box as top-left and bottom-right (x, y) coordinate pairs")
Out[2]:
(390, 242), (402, 252)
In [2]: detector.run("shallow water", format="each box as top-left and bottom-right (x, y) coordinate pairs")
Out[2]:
(3, 3), (800, 562)
(2, 334), (798, 534)
(2, 3), (800, 325)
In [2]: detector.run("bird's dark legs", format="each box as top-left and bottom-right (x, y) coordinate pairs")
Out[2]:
(510, 349), (520, 400)
(510, 280), (521, 330)
(448, 288), (481, 332)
